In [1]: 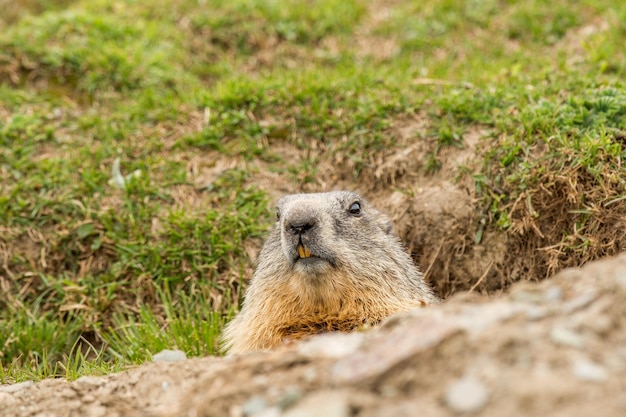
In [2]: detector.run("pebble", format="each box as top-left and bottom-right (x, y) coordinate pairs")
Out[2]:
(60, 387), (77, 398)
(444, 376), (489, 414)
(560, 291), (598, 314)
(0, 392), (17, 405)
(525, 306), (548, 320)
(511, 289), (546, 304)
(75, 376), (104, 389)
(297, 332), (363, 359)
(152, 349), (187, 362)
(572, 359), (608, 383)
(511, 286), (562, 304)
(282, 391), (349, 417)
(615, 274), (626, 289)
(254, 408), (281, 417)
(0, 381), (34, 393)
(302, 368), (317, 383)
(83, 404), (108, 417)
(544, 286), (563, 302)
(242, 396), (267, 416)
(550, 326), (585, 349)
(332, 319), (458, 384)
(82, 394), (96, 403)
(276, 388), (302, 410)
(379, 384), (399, 398)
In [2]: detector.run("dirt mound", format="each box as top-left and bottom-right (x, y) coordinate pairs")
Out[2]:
(3, 254), (625, 417)
(280, 116), (626, 299)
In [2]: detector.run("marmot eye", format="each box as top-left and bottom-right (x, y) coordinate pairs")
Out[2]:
(348, 202), (361, 216)
(276, 210), (281, 221)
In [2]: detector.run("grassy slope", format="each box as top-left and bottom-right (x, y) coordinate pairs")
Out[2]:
(1, 0), (625, 380)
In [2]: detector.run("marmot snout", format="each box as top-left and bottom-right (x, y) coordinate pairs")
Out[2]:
(222, 191), (440, 354)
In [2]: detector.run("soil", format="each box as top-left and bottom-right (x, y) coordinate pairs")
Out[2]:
(2, 253), (625, 417)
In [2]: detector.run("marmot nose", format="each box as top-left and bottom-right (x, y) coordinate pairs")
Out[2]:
(288, 220), (316, 235)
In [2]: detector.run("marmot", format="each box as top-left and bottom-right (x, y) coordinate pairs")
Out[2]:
(222, 191), (440, 354)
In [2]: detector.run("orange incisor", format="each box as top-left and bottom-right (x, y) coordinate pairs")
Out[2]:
(297, 244), (312, 258)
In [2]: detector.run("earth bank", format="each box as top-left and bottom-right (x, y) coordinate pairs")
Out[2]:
(2, 253), (625, 417)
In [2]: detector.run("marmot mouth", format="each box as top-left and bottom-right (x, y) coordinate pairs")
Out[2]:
(291, 242), (336, 268)
(294, 243), (325, 264)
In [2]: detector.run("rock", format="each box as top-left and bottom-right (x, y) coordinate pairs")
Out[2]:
(444, 376), (489, 414)
(283, 392), (350, 417)
(3, 254), (626, 417)
(0, 380), (34, 393)
(297, 332), (363, 359)
(60, 387), (77, 398)
(83, 404), (108, 417)
(254, 408), (281, 417)
(332, 318), (458, 384)
(276, 388), (303, 410)
(0, 392), (17, 405)
(511, 285), (563, 303)
(560, 291), (599, 314)
(75, 376), (104, 390)
(544, 286), (563, 302)
(152, 350), (187, 363)
(572, 359), (609, 383)
(242, 396), (267, 416)
(550, 326), (585, 349)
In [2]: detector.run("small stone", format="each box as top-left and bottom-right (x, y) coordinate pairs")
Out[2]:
(333, 319), (458, 384)
(572, 359), (608, 383)
(302, 368), (317, 383)
(0, 392), (17, 405)
(60, 387), (77, 398)
(254, 408), (281, 417)
(511, 289), (545, 304)
(560, 291), (599, 314)
(614, 274), (626, 290)
(550, 326), (585, 349)
(456, 302), (522, 332)
(581, 314), (613, 335)
(242, 396), (267, 416)
(75, 376), (104, 389)
(83, 404), (108, 417)
(525, 306), (548, 320)
(0, 380), (34, 393)
(152, 349), (187, 362)
(379, 384), (399, 398)
(298, 332), (363, 359)
(283, 391), (350, 417)
(544, 286), (563, 302)
(444, 376), (489, 414)
(276, 388), (302, 410)
(82, 394), (96, 403)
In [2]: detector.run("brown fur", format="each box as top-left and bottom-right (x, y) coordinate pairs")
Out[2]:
(222, 191), (440, 353)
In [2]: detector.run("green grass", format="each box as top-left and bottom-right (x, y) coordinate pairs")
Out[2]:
(1, 0), (625, 381)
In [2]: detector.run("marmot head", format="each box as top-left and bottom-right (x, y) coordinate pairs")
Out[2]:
(222, 191), (438, 353)
(274, 191), (395, 278)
